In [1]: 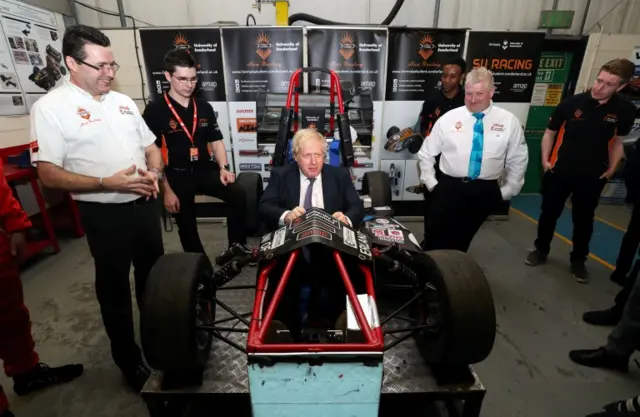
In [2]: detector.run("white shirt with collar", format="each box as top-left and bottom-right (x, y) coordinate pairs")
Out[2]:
(278, 171), (352, 226)
(418, 102), (529, 200)
(29, 76), (156, 204)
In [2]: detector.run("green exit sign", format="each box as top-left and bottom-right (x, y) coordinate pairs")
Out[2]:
(539, 10), (574, 29)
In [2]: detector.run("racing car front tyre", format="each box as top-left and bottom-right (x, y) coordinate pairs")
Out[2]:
(236, 172), (264, 236)
(417, 250), (496, 367)
(140, 253), (215, 373)
(362, 171), (392, 207)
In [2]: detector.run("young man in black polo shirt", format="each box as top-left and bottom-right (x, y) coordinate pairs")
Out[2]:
(143, 48), (250, 263)
(418, 57), (466, 249)
(525, 59), (637, 282)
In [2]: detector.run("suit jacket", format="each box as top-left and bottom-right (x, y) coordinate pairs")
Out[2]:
(258, 164), (365, 231)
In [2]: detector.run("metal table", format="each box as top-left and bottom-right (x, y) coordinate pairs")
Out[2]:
(141, 271), (486, 417)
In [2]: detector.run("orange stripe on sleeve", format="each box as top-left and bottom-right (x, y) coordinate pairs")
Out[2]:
(549, 121), (566, 168)
(161, 134), (169, 166)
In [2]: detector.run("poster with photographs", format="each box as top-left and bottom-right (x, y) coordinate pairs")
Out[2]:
(0, 14), (24, 115)
(0, 0), (63, 111)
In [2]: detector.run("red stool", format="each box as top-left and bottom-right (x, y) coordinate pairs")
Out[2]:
(4, 164), (60, 258)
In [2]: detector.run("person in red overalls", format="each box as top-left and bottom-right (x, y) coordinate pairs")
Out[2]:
(0, 159), (83, 417)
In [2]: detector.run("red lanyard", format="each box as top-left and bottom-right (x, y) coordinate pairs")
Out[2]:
(164, 93), (198, 146)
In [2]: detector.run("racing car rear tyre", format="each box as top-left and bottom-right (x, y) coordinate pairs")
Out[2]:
(141, 253), (215, 373)
(417, 250), (496, 367)
(362, 171), (392, 207)
(236, 172), (264, 236)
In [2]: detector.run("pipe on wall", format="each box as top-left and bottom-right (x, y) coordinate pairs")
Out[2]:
(116, 0), (126, 27)
(546, 0), (559, 36)
(433, 0), (440, 28)
(579, 0), (592, 35)
(68, 0), (78, 23)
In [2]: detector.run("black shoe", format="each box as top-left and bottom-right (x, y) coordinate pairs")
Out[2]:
(569, 347), (629, 372)
(1, 410), (15, 417)
(122, 362), (151, 392)
(572, 262), (589, 283)
(610, 272), (627, 287)
(12, 362), (84, 396)
(525, 249), (547, 266)
(583, 309), (621, 326)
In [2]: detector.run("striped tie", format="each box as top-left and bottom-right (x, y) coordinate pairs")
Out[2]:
(468, 112), (485, 180)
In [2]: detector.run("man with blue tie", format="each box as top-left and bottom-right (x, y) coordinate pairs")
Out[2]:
(418, 67), (529, 252)
(258, 128), (365, 230)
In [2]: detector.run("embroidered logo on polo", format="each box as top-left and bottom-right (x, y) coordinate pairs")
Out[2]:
(77, 107), (101, 126)
(455, 121), (463, 130)
(168, 119), (179, 130)
(604, 113), (618, 123)
(199, 118), (209, 128)
(574, 109), (582, 119)
(119, 105), (134, 115)
(77, 107), (90, 120)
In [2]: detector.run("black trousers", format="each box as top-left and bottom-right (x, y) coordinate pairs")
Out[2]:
(77, 197), (164, 370)
(608, 204), (640, 316)
(423, 174), (502, 252)
(422, 156), (442, 243)
(534, 171), (607, 263)
(166, 165), (247, 253)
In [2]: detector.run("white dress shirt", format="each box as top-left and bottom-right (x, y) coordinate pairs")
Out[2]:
(279, 171), (352, 226)
(29, 77), (156, 204)
(418, 103), (529, 200)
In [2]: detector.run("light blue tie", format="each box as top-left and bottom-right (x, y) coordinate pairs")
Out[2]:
(468, 112), (485, 180)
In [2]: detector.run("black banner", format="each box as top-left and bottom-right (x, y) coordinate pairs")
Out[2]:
(465, 31), (544, 103)
(221, 27), (303, 102)
(139, 28), (226, 102)
(307, 28), (387, 101)
(385, 28), (466, 101)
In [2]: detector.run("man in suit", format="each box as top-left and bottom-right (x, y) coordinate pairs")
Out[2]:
(258, 128), (365, 337)
(259, 128), (365, 230)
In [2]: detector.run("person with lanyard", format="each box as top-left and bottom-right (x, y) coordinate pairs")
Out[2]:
(30, 25), (164, 392)
(525, 58), (637, 283)
(142, 48), (250, 264)
(418, 66), (529, 252)
(417, 57), (466, 249)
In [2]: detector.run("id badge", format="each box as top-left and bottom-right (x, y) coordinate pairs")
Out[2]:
(190, 147), (199, 162)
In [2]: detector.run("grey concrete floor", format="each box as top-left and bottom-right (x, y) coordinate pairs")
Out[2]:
(2, 210), (640, 417)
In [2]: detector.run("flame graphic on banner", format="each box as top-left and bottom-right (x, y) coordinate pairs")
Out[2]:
(418, 34), (434, 61)
(255, 32), (272, 60)
(339, 33), (355, 60)
(173, 33), (190, 51)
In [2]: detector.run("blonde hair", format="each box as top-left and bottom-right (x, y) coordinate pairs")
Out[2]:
(292, 128), (326, 156)
(465, 67), (494, 91)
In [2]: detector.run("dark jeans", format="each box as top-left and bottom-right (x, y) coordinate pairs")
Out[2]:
(423, 174), (502, 252)
(166, 165), (247, 253)
(77, 197), (164, 370)
(534, 171), (607, 263)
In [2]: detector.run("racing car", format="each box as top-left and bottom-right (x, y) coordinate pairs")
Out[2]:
(140, 205), (496, 416)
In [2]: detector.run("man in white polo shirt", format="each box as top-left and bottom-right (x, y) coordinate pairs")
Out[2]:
(418, 67), (529, 252)
(29, 25), (164, 392)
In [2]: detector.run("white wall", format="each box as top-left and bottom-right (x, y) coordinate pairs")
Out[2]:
(576, 33), (640, 93)
(73, 0), (640, 35)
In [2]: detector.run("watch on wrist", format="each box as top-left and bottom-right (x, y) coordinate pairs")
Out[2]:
(150, 168), (164, 180)
(98, 177), (104, 189)
(222, 164), (230, 171)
